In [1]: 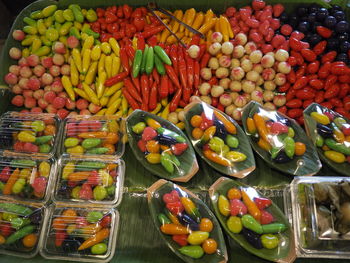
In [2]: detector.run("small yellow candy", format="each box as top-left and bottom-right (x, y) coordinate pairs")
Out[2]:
(218, 195), (230, 217)
(311, 112), (330, 125)
(225, 151), (247, 162)
(324, 150), (345, 163)
(67, 145), (84, 154)
(146, 153), (161, 164)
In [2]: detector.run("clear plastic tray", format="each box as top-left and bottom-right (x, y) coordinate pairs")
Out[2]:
(40, 204), (119, 263)
(53, 156), (124, 207)
(60, 115), (125, 159)
(0, 155), (56, 204)
(0, 111), (61, 158)
(0, 200), (47, 258)
(288, 176), (350, 259)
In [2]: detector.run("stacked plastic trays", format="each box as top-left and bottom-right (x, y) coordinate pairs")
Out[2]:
(40, 114), (125, 262)
(0, 111), (60, 258)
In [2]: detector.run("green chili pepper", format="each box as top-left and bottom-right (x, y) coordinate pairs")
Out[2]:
(0, 203), (32, 216)
(30, 10), (44, 19)
(82, 27), (100, 39)
(283, 136), (295, 158)
(11, 217), (31, 230)
(34, 135), (53, 145)
(23, 25), (37, 35)
(86, 147), (109, 154)
(77, 161), (106, 171)
(145, 46), (154, 75)
(161, 152), (174, 173)
(140, 46), (149, 74)
(241, 214), (263, 234)
(157, 127), (186, 142)
(82, 138), (102, 149)
(262, 223), (287, 234)
(158, 213), (171, 225)
(170, 155), (180, 166)
(37, 19), (47, 35)
(154, 54), (165, 75)
(59, 21), (73, 36)
(42, 5), (57, 18)
(6, 225), (35, 245)
(86, 9), (97, 22)
(270, 147), (281, 159)
(23, 17), (37, 27)
(69, 27), (81, 39)
(179, 246), (204, 259)
(132, 50), (143, 78)
(12, 178), (26, 194)
(325, 138), (350, 155)
(10, 159), (36, 168)
(44, 16), (54, 28)
(63, 9), (74, 22)
(154, 46), (172, 65)
(316, 135), (324, 147)
(69, 4), (84, 23)
(54, 10), (65, 23)
(21, 35), (36, 46)
(39, 144), (51, 153)
(33, 46), (51, 56)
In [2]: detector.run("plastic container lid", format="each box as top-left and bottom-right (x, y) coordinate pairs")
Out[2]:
(288, 176), (350, 259)
(60, 115), (125, 159)
(0, 200), (47, 258)
(40, 204), (119, 263)
(0, 155), (56, 204)
(0, 111), (61, 158)
(53, 156), (124, 207)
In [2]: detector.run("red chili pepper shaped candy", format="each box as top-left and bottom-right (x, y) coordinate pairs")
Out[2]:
(200, 53), (211, 68)
(169, 88), (182, 112)
(339, 74), (350, 83)
(254, 197), (272, 210)
(286, 88), (296, 100)
(117, 6), (123, 17)
(339, 83), (350, 98)
(194, 60), (200, 89)
(198, 44), (207, 60)
(123, 4), (132, 19)
(289, 37), (303, 51)
(320, 101), (333, 109)
(307, 61), (320, 74)
(104, 71), (129, 87)
(136, 33), (145, 50)
(286, 99), (302, 108)
(309, 79), (324, 90)
(303, 99), (313, 108)
(211, 97), (218, 107)
(189, 34), (201, 46)
(165, 65), (181, 90)
(295, 67), (306, 79)
(325, 75), (337, 90)
(290, 50), (304, 65)
(149, 82), (158, 111)
(331, 63), (350, 75)
(296, 89), (315, 100)
(159, 75), (169, 99)
(105, 11), (118, 23)
(278, 83), (290, 92)
(301, 49), (316, 62)
(125, 45), (135, 61)
(178, 48), (188, 91)
(278, 106), (287, 115)
(318, 62), (331, 79)
(208, 77), (218, 86)
(186, 56), (194, 90)
(122, 88), (140, 110)
(336, 107), (348, 117)
(141, 25), (165, 39)
(217, 103), (225, 112)
(120, 47), (130, 73)
(344, 96), (350, 111)
(287, 108), (303, 118)
(168, 79), (175, 95)
(297, 116), (304, 126)
(172, 235), (188, 247)
(55, 230), (67, 247)
(124, 78), (142, 103)
(313, 40), (327, 55)
(325, 84), (340, 99)
(287, 56), (297, 66)
(322, 51), (337, 63)
(292, 76), (308, 89)
(316, 26), (332, 38)
(169, 45), (179, 75)
(287, 69), (296, 83)
(329, 98), (343, 108)
(315, 91), (325, 103)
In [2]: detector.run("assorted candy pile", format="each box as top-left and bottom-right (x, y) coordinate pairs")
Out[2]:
(132, 116), (189, 174)
(0, 159), (51, 201)
(56, 159), (120, 202)
(159, 189), (219, 259)
(0, 203), (43, 252)
(48, 208), (112, 255)
(218, 187), (287, 249)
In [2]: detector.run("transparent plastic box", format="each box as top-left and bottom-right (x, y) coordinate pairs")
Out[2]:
(0, 155), (56, 204)
(0, 200), (47, 258)
(287, 176), (350, 259)
(0, 111), (62, 158)
(60, 115), (125, 159)
(40, 204), (119, 263)
(53, 156), (124, 207)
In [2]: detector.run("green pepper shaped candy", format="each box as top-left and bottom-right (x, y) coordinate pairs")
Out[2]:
(140, 46), (149, 74)
(44, 16), (53, 28)
(60, 22), (73, 36)
(30, 10), (44, 19)
(6, 225), (35, 244)
(283, 136), (295, 158)
(154, 46), (172, 65)
(158, 213), (171, 225)
(86, 147), (109, 154)
(316, 135), (324, 147)
(132, 50), (143, 78)
(69, 27), (81, 39)
(35, 135), (53, 145)
(179, 245), (204, 259)
(39, 144), (51, 153)
(23, 26), (37, 35)
(0, 203), (32, 217)
(69, 4), (84, 22)
(33, 46), (51, 57)
(170, 155), (180, 166)
(86, 9), (98, 22)
(82, 27), (100, 39)
(161, 153), (174, 173)
(77, 161), (106, 170)
(11, 217), (31, 230)
(82, 138), (102, 149)
(270, 146), (281, 159)
(262, 223), (287, 234)
(241, 214), (263, 234)
(157, 127), (186, 142)
(63, 9), (74, 22)
(23, 17), (37, 27)
(10, 159), (36, 168)
(145, 46), (154, 75)
(180, 197), (201, 223)
(154, 54), (165, 75)
(325, 138), (350, 155)
(54, 10), (65, 23)
(42, 5), (57, 17)
(37, 19), (47, 35)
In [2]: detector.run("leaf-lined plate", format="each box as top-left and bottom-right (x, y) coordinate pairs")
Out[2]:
(242, 101), (321, 177)
(147, 179), (228, 263)
(303, 103), (350, 176)
(209, 177), (296, 263)
(183, 100), (255, 178)
(126, 110), (198, 182)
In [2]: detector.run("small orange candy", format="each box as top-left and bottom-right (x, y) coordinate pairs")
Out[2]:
(44, 124), (56, 135)
(199, 218), (213, 232)
(22, 234), (37, 248)
(295, 142), (306, 156)
(202, 238), (218, 254)
(190, 115), (202, 128)
(146, 140), (160, 153)
(52, 217), (66, 231)
(192, 128), (203, 140)
(227, 187), (241, 200)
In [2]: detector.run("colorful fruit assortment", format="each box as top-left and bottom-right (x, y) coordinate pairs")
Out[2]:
(159, 189), (220, 259)
(306, 105), (350, 164)
(0, 112), (58, 155)
(131, 116), (189, 174)
(187, 105), (247, 167)
(63, 117), (122, 156)
(246, 110), (306, 163)
(0, 202), (44, 253)
(0, 158), (51, 201)
(47, 208), (113, 256)
(56, 159), (121, 203)
(218, 187), (287, 250)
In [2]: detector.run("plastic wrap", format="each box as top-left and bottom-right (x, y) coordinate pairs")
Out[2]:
(304, 103), (350, 176)
(288, 176), (350, 258)
(242, 101), (321, 176)
(209, 177), (295, 263)
(0, 156), (55, 203)
(127, 110), (198, 182)
(147, 179), (227, 263)
(53, 157), (124, 206)
(184, 100), (255, 178)
(61, 115), (125, 159)
(0, 112), (61, 158)
(40, 204), (119, 262)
